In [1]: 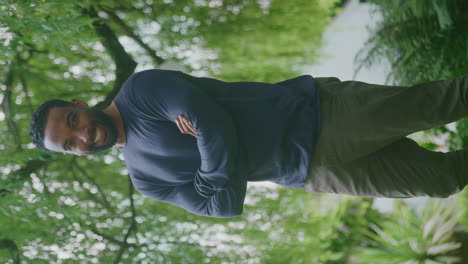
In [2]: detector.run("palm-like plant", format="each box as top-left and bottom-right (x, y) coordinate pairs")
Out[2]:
(355, 0), (468, 86)
(352, 199), (462, 264)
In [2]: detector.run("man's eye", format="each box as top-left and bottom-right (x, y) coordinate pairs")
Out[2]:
(64, 141), (70, 151)
(72, 114), (78, 127)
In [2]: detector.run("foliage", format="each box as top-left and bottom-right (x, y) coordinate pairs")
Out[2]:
(352, 199), (462, 264)
(355, 0), (468, 86)
(457, 188), (468, 230)
(240, 187), (383, 264)
(200, 0), (340, 81)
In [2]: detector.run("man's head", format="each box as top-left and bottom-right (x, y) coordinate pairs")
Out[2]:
(30, 99), (118, 155)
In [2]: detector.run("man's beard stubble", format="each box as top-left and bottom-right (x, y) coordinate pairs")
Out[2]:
(88, 108), (119, 154)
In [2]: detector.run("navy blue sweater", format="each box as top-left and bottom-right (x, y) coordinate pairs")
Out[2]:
(114, 69), (321, 217)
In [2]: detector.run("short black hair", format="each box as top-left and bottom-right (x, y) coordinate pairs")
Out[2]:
(29, 99), (74, 152)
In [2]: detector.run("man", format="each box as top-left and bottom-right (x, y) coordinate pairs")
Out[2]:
(29, 69), (468, 218)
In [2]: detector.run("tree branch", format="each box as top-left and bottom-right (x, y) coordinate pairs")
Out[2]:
(36, 165), (51, 198)
(88, 226), (148, 248)
(18, 70), (34, 113)
(113, 175), (138, 264)
(82, 7), (137, 110)
(89, 227), (124, 245)
(102, 7), (165, 66)
(68, 160), (114, 212)
(1, 61), (22, 149)
(71, 158), (114, 211)
(3, 156), (52, 196)
(0, 239), (21, 264)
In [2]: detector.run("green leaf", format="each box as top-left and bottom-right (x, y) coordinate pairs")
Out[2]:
(427, 242), (461, 255)
(40, 24), (53, 31)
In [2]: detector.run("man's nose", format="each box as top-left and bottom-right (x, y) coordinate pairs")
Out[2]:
(74, 127), (91, 143)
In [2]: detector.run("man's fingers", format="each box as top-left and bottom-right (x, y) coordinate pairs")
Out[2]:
(179, 115), (198, 136)
(181, 117), (197, 135)
(179, 117), (191, 133)
(175, 116), (197, 137)
(175, 118), (185, 133)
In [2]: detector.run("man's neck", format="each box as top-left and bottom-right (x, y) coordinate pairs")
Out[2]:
(103, 102), (126, 148)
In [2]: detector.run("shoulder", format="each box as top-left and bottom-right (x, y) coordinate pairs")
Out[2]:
(122, 69), (191, 96)
(127, 69), (185, 84)
(118, 69), (181, 103)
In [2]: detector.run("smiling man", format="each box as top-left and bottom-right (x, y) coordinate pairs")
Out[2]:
(30, 69), (468, 218)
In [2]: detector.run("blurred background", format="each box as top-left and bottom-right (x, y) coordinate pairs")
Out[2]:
(1, 0), (468, 263)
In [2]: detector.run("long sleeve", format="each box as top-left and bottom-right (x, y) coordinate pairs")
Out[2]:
(129, 70), (247, 217)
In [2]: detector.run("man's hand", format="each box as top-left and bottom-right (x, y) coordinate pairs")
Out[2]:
(175, 115), (198, 137)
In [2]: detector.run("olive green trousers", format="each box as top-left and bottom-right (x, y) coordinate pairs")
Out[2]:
(304, 76), (468, 198)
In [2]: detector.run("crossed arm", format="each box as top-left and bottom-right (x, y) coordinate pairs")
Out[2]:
(130, 70), (247, 218)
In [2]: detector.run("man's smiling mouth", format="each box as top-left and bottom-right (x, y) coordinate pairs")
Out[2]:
(95, 127), (102, 143)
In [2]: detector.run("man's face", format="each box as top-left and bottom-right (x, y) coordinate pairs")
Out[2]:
(44, 104), (118, 155)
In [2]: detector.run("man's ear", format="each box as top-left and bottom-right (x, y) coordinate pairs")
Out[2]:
(70, 99), (88, 108)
